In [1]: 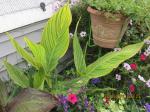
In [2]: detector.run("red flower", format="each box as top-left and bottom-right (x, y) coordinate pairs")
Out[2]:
(140, 54), (147, 61)
(67, 94), (78, 104)
(129, 84), (135, 93)
(130, 63), (137, 71)
(103, 96), (110, 105)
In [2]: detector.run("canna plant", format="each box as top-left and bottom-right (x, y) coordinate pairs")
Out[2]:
(4, 3), (72, 91)
(53, 20), (150, 94)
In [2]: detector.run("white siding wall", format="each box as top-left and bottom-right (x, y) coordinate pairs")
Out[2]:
(0, 20), (47, 80)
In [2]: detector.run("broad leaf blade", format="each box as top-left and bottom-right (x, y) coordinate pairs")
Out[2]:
(86, 42), (144, 78)
(7, 34), (39, 69)
(0, 79), (8, 106)
(73, 35), (86, 75)
(24, 38), (47, 71)
(41, 4), (72, 71)
(7, 88), (58, 112)
(4, 61), (29, 88)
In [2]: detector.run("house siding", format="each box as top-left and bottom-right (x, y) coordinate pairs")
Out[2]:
(0, 20), (46, 80)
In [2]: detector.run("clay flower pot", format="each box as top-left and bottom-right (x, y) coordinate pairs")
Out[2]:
(87, 7), (129, 48)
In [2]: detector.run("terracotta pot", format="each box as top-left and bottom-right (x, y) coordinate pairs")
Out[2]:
(87, 7), (129, 48)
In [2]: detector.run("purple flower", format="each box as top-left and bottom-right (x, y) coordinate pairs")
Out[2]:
(84, 98), (89, 108)
(145, 103), (150, 112)
(58, 95), (69, 112)
(90, 103), (95, 112)
(91, 78), (101, 84)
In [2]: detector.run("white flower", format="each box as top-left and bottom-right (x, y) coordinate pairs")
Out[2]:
(138, 75), (146, 82)
(129, 19), (133, 26)
(144, 50), (150, 56)
(144, 39), (150, 45)
(80, 31), (87, 38)
(115, 74), (121, 81)
(69, 33), (74, 38)
(114, 48), (121, 52)
(146, 79), (150, 88)
(147, 46), (150, 51)
(52, 1), (61, 12)
(123, 63), (131, 71)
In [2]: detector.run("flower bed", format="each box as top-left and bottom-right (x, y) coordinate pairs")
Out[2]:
(0, 0), (150, 112)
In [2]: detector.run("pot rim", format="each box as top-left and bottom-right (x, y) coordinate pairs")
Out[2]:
(87, 6), (127, 18)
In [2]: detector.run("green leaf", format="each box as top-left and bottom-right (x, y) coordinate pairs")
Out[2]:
(0, 79), (8, 106)
(73, 19), (86, 75)
(4, 61), (29, 88)
(85, 41), (144, 78)
(54, 39), (145, 94)
(7, 33), (39, 70)
(24, 38), (47, 71)
(6, 88), (57, 112)
(41, 4), (72, 71)
(33, 71), (45, 90)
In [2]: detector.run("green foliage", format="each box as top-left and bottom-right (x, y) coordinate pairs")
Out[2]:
(83, 0), (150, 26)
(4, 4), (72, 91)
(41, 4), (71, 72)
(73, 20), (86, 75)
(54, 33), (147, 94)
(85, 42), (144, 78)
(4, 61), (29, 88)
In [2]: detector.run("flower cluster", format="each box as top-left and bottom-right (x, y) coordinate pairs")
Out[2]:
(69, 31), (87, 38)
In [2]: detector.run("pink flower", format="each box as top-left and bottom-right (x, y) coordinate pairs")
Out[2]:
(129, 84), (135, 93)
(67, 94), (78, 104)
(140, 54), (147, 61)
(146, 79), (150, 88)
(130, 63), (137, 71)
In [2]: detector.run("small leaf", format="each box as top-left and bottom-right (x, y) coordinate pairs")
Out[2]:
(6, 88), (58, 112)
(4, 61), (29, 88)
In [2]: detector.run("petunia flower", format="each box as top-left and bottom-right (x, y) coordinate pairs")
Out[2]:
(144, 50), (150, 57)
(80, 31), (87, 38)
(91, 78), (101, 84)
(52, 1), (61, 12)
(140, 54), (147, 61)
(144, 39), (150, 45)
(145, 103), (150, 112)
(146, 79), (150, 88)
(123, 63), (131, 71)
(115, 74), (121, 81)
(67, 94), (78, 104)
(129, 84), (135, 93)
(130, 63), (137, 71)
(138, 75), (146, 82)
(84, 97), (89, 108)
(58, 95), (69, 112)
